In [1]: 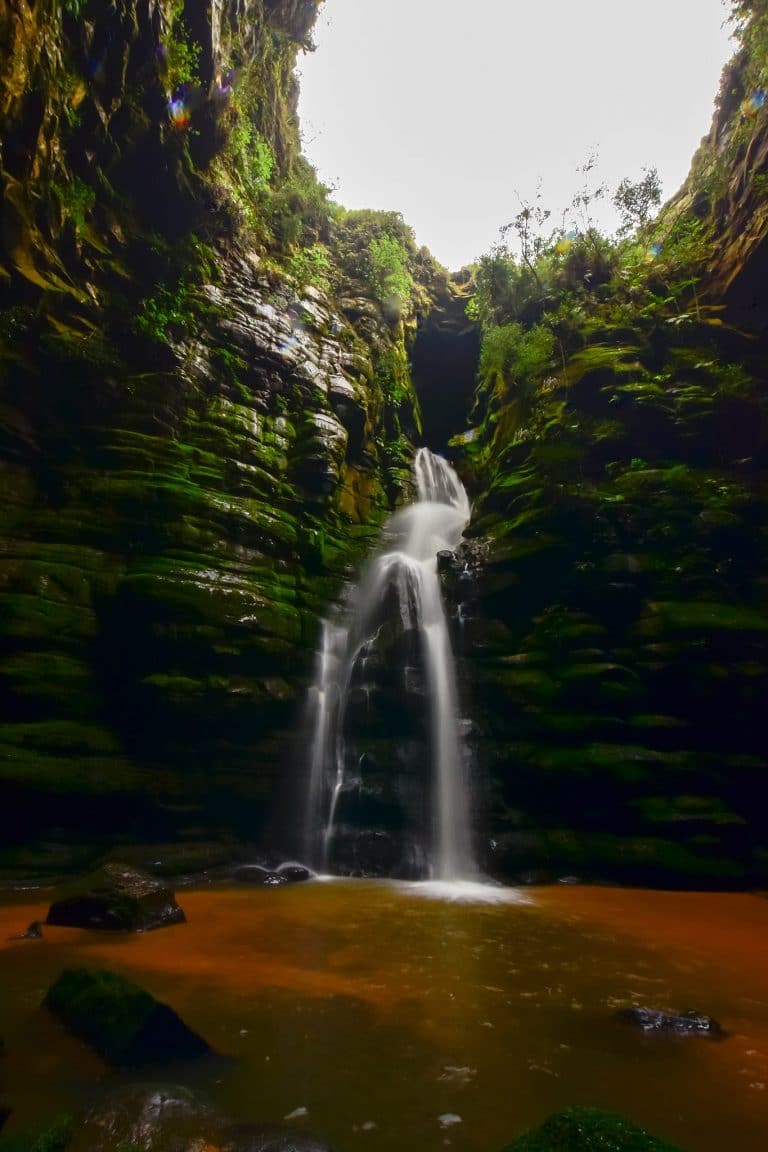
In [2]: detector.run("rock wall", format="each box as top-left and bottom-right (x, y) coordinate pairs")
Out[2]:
(0, 0), (425, 871)
(445, 14), (768, 886)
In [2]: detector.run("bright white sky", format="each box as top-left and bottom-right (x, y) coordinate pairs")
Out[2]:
(298, 0), (735, 270)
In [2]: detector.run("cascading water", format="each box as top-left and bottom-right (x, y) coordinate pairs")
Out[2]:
(304, 448), (475, 880)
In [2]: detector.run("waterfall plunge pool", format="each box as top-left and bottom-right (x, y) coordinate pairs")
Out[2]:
(2, 881), (768, 1151)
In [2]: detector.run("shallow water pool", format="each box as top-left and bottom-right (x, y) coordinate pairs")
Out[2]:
(2, 880), (768, 1151)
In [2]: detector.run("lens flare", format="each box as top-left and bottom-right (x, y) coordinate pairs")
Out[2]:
(168, 98), (190, 129)
(555, 229), (579, 255)
(741, 89), (767, 118)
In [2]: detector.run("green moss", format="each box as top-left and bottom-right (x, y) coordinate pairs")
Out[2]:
(640, 601), (768, 633)
(503, 1107), (686, 1151)
(44, 968), (156, 1061)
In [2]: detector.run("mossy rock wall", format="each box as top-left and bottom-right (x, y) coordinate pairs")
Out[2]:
(0, 240), (422, 864)
(450, 316), (768, 887)
(0, 0), (429, 867)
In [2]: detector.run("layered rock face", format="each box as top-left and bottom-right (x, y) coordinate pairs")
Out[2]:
(681, 13), (768, 333)
(0, 0), (422, 867)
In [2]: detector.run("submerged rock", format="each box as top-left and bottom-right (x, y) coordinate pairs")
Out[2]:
(8, 919), (44, 940)
(502, 1106), (686, 1150)
(44, 968), (210, 1066)
(45, 864), (186, 932)
(72, 1084), (335, 1152)
(72, 1084), (216, 1152)
(618, 1007), (723, 1037)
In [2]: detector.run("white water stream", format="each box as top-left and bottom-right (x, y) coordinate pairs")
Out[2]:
(305, 448), (475, 879)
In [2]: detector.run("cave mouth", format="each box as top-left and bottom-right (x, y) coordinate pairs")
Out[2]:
(410, 303), (480, 453)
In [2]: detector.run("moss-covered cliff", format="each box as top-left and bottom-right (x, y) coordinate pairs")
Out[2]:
(0, 0), (445, 870)
(2, 0), (767, 887)
(447, 2), (768, 887)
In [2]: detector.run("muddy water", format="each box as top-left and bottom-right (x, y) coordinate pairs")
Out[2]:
(1, 881), (768, 1152)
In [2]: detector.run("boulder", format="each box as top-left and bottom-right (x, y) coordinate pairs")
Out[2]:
(44, 968), (210, 1066)
(71, 1084), (336, 1152)
(275, 862), (313, 883)
(232, 865), (287, 886)
(71, 1084), (214, 1152)
(45, 864), (185, 932)
(618, 1007), (723, 1037)
(501, 1106), (686, 1150)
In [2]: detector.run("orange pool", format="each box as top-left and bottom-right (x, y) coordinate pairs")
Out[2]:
(2, 880), (767, 1151)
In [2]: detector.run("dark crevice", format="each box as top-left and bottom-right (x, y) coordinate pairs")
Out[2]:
(411, 303), (480, 452)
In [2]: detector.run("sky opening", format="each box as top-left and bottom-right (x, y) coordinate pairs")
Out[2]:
(298, 0), (735, 270)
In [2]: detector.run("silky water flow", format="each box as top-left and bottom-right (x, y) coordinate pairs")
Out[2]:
(304, 448), (475, 879)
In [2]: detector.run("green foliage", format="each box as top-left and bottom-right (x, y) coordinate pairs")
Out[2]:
(229, 118), (275, 189)
(52, 177), (95, 235)
(222, 69), (276, 194)
(270, 156), (334, 249)
(286, 242), (331, 290)
(613, 167), (662, 236)
(554, 228), (619, 296)
(501, 188), (552, 288)
(466, 247), (539, 328)
(134, 283), (196, 343)
(328, 207), (425, 316)
(367, 233), (413, 317)
(479, 322), (555, 399)
(375, 344), (412, 408)
(164, 6), (201, 92)
(132, 234), (215, 344)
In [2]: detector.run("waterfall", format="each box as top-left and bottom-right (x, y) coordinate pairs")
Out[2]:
(304, 448), (475, 880)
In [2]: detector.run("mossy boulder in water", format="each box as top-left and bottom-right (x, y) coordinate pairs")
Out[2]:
(502, 1106), (686, 1151)
(45, 864), (185, 932)
(44, 969), (210, 1066)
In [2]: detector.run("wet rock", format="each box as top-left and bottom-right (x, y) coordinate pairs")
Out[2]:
(71, 1084), (336, 1152)
(44, 968), (211, 1066)
(232, 865), (288, 886)
(45, 864), (186, 932)
(618, 1007), (723, 1037)
(8, 919), (44, 940)
(275, 862), (313, 883)
(501, 1105), (685, 1150)
(222, 1127), (335, 1152)
(330, 828), (400, 877)
(72, 1084), (217, 1152)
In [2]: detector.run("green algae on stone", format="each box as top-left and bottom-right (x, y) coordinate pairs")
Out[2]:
(44, 968), (209, 1065)
(502, 1106), (686, 1151)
